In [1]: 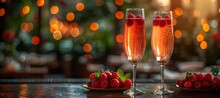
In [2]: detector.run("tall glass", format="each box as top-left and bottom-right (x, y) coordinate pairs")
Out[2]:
(123, 8), (146, 96)
(151, 11), (174, 94)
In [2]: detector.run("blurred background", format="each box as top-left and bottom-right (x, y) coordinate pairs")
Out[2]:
(0, 0), (219, 79)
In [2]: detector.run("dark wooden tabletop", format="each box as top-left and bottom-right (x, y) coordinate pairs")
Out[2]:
(0, 79), (219, 98)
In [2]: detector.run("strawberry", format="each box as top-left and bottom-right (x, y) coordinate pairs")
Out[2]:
(111, 78), (120, 88)
(124, 79), (132, 88)
(164, 15), (170, 18)
(99, 73), (107, 81)
(177, 79), (181, 86)
(189, 74), (197, 83)
(101, 80), (109, 88)
(153, 15), (162, 26)
(196, 73), (204, 81)
(184, 81), (193, 89)
(87, 81), (92, 87)
(126, 13), (135, 26)
(104, 71), (112, 80)
(159, 20), (166, 27)
(89, 73), (96, 80)
(164, 15), (171, 25)
(205, 73), (213, 82)
(136, 15), (144, 25)
(201, 81), (209, 88)
(210, 80), (217, 89)
(118, 79), (124, 88)
(112, 72), (120, 79)
(194, 82), (202, 89)
(92, 80), (101, 88)
(179, 79), (186, 87)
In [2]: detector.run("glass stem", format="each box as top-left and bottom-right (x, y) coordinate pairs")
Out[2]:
(132, 65), (137, 92)
(160, 64), (165, 90)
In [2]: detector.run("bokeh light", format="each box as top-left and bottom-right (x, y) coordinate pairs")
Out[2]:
(76, 2), (85, 11)
(37, 0), (44, 7)
(83, 43), (92, 53)
(20, 22), (33, 33)
(22, 5), (30, 15)
(201, 18), (207, 25)
(85, 54), (92, 60)
(1, 0), (6, 3)
(50, 6), (59, 15)
(70, 27), (80, 37)
(203, 23), (210, 32)
(115, 11), (124, 19)
(174, 30), (182, 39)
(196, 33), (204, 42)
(53, 30), (62, 40)
(0, 8), (5, 16)
(173, 18), (177, 26)
(66, 12), (75, 21)
(193, 9), (200, 18)
(115, 0), (124, 6)
(49, 17), (58, 26)
(116, 34), (124, 43)
(174, 8), (183, 17)
(90, 22), (99, 31)
(200, 41), (207, 50)
(32, 36), (40, 45)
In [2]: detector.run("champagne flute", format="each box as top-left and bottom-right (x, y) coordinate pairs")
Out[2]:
(123, 8), (146, 96)
(151, 11), (174, 94)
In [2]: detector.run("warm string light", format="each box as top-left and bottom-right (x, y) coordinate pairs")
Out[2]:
(53, 30), (62, 40)
(174, 30), (182, 39)
(200, 41), (207, 50)
(21, 6), (30, 16)
(203, 23), (210, 32)
(174, 8), (183, 17)
(90, 22), (99, 31)
(20, 22), (33, 33)
(115, 0), (124, 6)
(37, 0), (44, 7)
(70, 27), (80, 37)
(66, 12), (75, 21)
(50, 6), (59, 14)
(32, 36), (40, 45)
(116, 34), (124, 43)
(196, 33), (204, 42)
(76, 2), (85, 11)
(115, 11), (124, 19)
(193, 9), (200, 18)
(83, 43), (92, 53)
(1, 0), (6, 3)
(172, 18), (177, 26)
(0, 8), (5, 16)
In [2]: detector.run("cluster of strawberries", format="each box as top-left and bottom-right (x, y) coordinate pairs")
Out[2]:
(177, 72), (220, 89)
(86, 69), (132, 89)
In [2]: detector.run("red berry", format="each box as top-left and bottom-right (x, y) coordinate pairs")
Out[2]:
(189, 74), (197, 83)
(155, 15), (162, 19)
(205, 73), (213, 82)
(159, 20), (166, 27)
(136, 15), (145, 25)
(179, 79), (186, 87)
(92, 80), (101, 88)
(197, 73), (204, 81)
(153, 15), (162, 26)
(104, 71), (112, 80)
(201, 81), (209, 88)
(166, 19), (171, 25)
(164, 15), (170, 18)
(89, 73), (96, 80)
(99, 73), (107, 81)
(87, 81), (92, 87)
(214, 76), (220, 82)
(194, 82), (202, 89)
(177, 80), (181, 86)
(124, 79), (132, 89)
(112, 72), (119, 79)
(111, 78), (120, 88)
(184, 81), (193, 89)
(164, 15), (171, 25)
(126, 13), (135, 26)
(118, 79), (124, 88)
(210, 80), (217, 89)
(101, 80), (109, 88)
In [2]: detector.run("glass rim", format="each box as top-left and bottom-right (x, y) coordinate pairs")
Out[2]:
(153, 11), (172, 14)
(126, 8), (144, 11)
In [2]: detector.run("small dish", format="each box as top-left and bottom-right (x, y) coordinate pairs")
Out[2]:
(83, 84), (129, 92)
(176, 85), (220, 92)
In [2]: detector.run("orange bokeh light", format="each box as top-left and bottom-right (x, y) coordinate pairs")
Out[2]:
(116, 34), (124, 43)
(173, 18), (177, 26)
(53, 30), (62, 40)
(83, 43), (92, 53)
(66, 12), (75, 21)
(50, 6), (59, 15)
(174, 30), (182, 39)
(174, 8), (183, 17)
(0, 8), (5, 16)
(200, 41), (207, 50)
(115, 11), (124, 19)
(196, 33), (204, 42)
(203, 23), (210, 32)
(1, 0), (6, 3)
(84, 54), (92, 60)
(37, 0), (44, 7)
(20, 22), (33, 33)
(201, 18), (207, 25)
(22, 6), (30, 15)
(32, 36), (40, 45)
(76, 2), (85, 11)
(115, 0), (124, 6)
(90, 22), (99, 31)
(70, 27), (80, 37)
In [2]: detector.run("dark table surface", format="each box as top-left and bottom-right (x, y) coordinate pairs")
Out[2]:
(0, 78), (220, 98)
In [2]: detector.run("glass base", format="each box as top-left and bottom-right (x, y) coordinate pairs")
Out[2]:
(123, 87), (145, 96)
(152, 88), (174, 95)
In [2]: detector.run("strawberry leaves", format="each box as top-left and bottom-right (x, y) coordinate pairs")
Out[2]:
(95, 69), (104, 79)
(117, 69), (131, 81)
